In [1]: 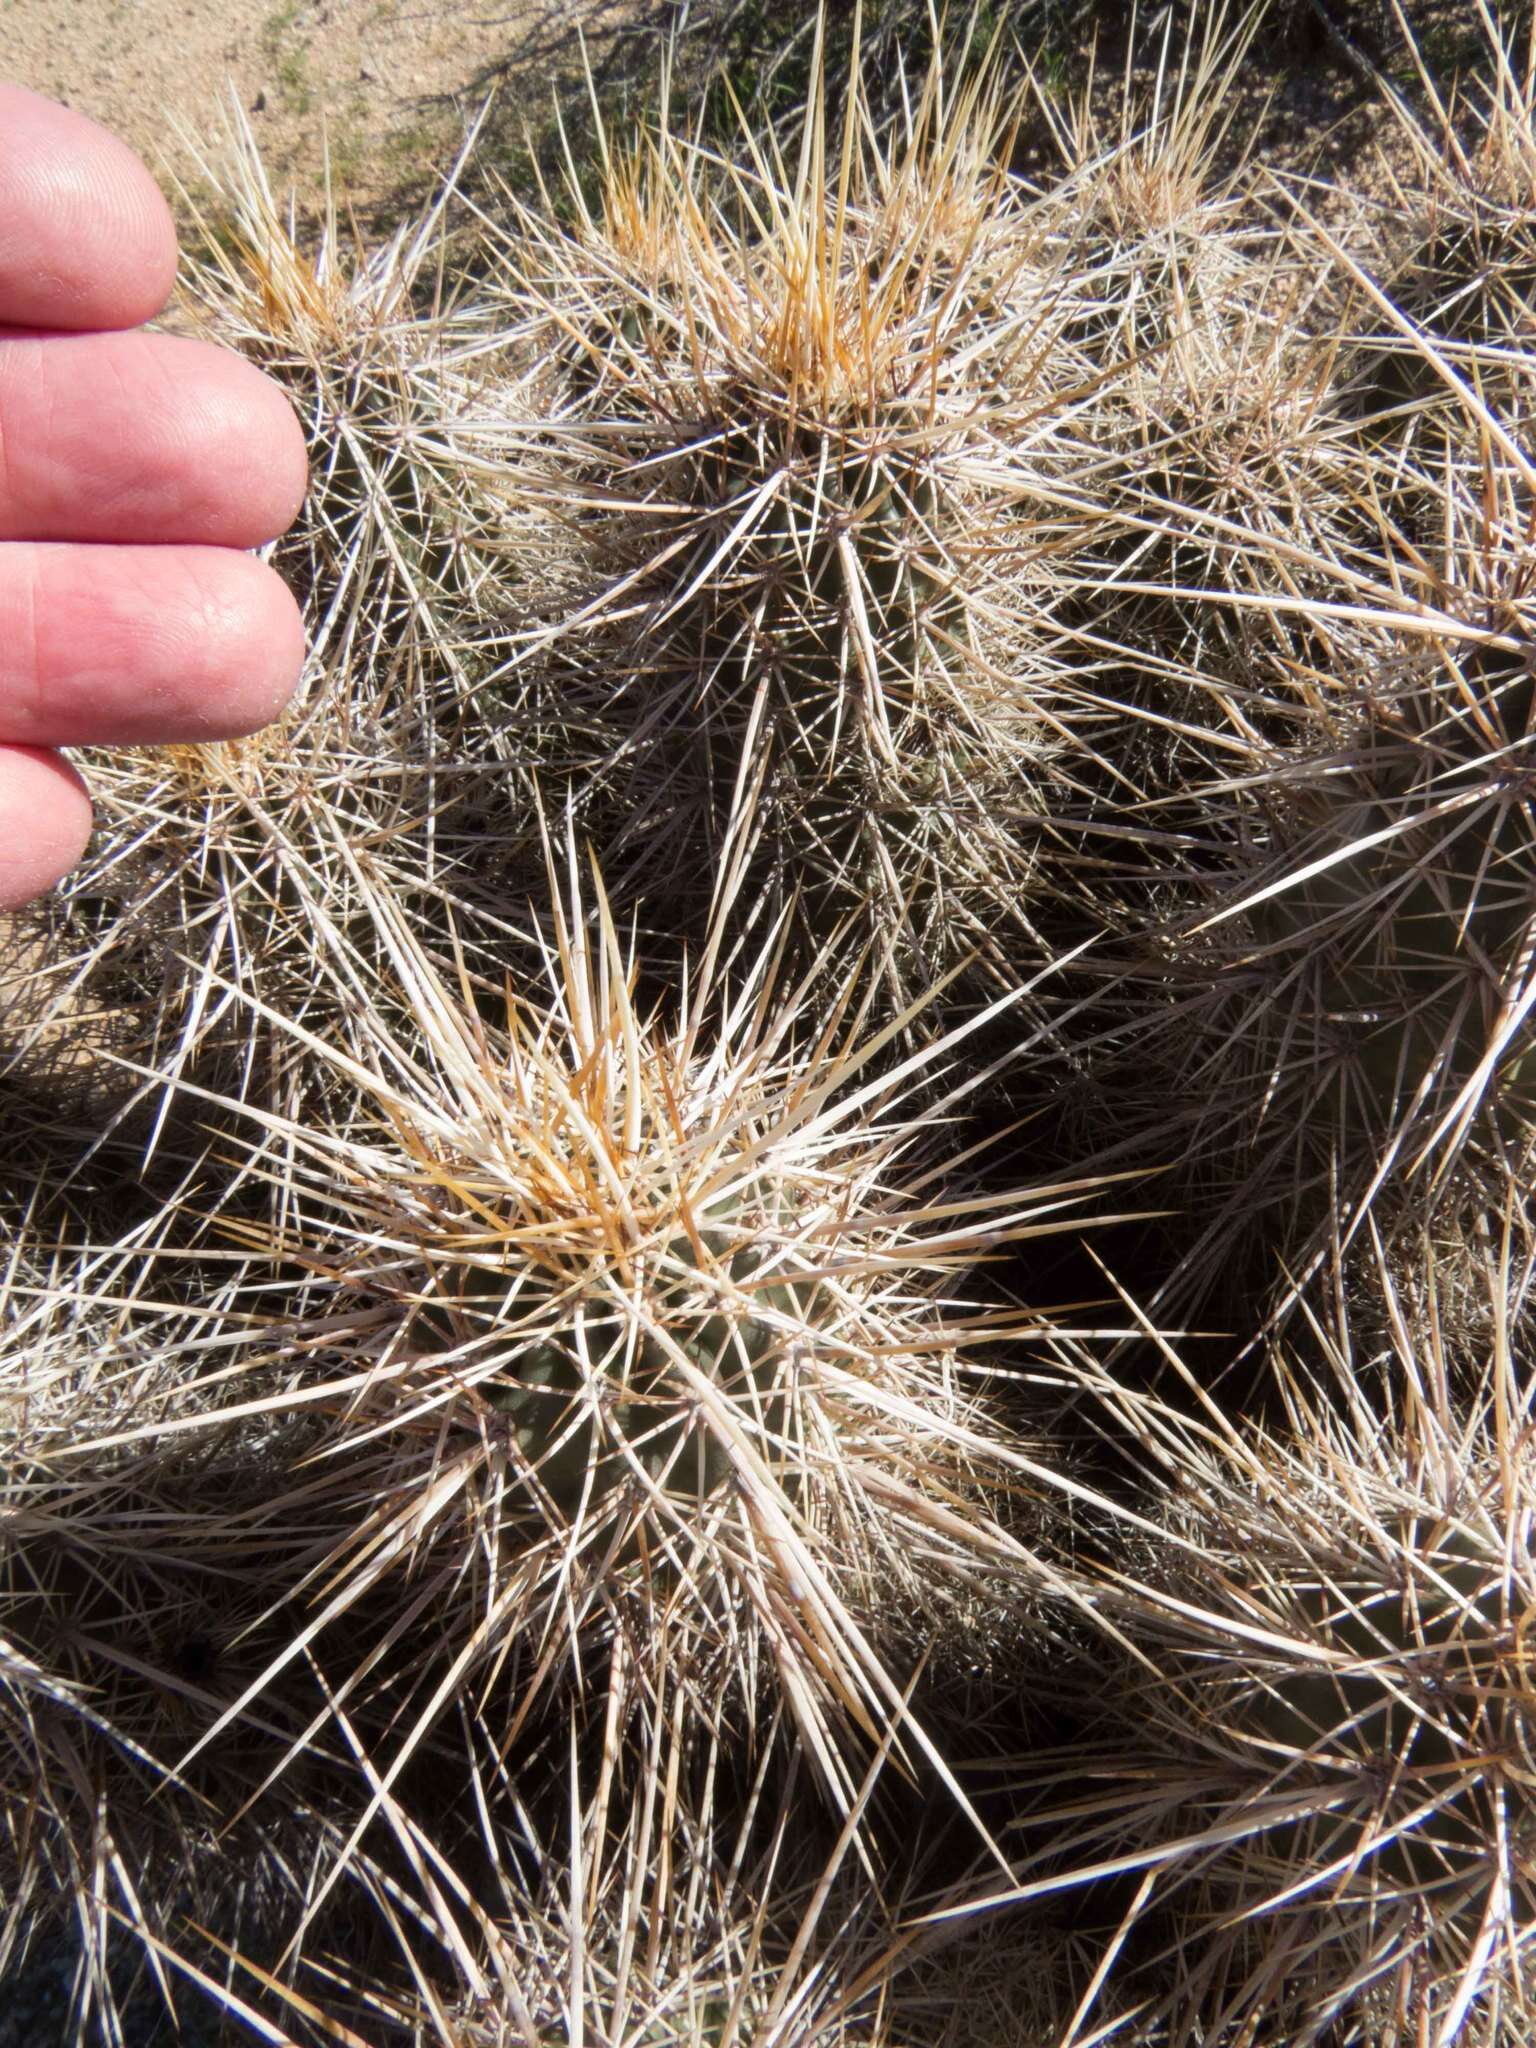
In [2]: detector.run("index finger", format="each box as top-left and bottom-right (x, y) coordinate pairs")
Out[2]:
(0, 83), (178, 330)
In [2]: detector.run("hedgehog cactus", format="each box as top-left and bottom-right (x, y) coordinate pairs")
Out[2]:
(1030, 146), (1536, 1313)
(417, 1702), (930, 2048)
(174, 104), (507, 671)
(1130, 570), (1536, 1308)
(186, 843), (1099, 1817)
(473, 35), (1115, 1007)
(983, 1228), (1536, 2043)
(1246, 639), (1535, 1125)
(1345, 4), (1536, 428)
(412, 1197), (825, 1534)
(2, 122), (545, 1129)
(1150, 1257), (1536, 2039)
(0, 1233), (356, 2047)
(1033, 7), (1265, 359)
(1245, 1520), (1528, 1899)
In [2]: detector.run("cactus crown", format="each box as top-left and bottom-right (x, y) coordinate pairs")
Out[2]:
(211, 843), (1092, 1805)
(490, 35), (1085, 998)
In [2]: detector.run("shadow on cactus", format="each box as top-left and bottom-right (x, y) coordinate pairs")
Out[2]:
(372, 1696), (935, 2048)
(473, 24), (1123, 1010)
(0, 1214), (637, 2048)
(960, 1221), (1536, 2042)
(1036, 282), (1536, 1321)
(0, 1250), (366, 2048)
(1130, 578), (1536, 1317)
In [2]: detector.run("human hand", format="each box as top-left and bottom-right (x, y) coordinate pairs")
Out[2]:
(0, 83), (308, 910)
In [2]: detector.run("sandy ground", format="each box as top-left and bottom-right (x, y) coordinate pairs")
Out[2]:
(0, 0), (1415, 253)
(0, 0), (631, 218)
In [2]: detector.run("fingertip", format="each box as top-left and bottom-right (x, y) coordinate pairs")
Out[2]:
(0, 744), (92, 909)
(223, 555), (309, 734)
(207, 343), (311, 543)
(170, 548), (310, 738)
(125, 546), (309, 741)
(0, 328), (313, 546)
(0, 543), (309, 747)
(0, 83), (178, 330)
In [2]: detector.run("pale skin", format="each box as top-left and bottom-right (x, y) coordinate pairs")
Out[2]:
(0, 82), (308, 910)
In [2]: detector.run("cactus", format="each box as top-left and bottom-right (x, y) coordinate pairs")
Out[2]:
(407, 1705), (915, 2048)
(174, 103), (507, 666)
(1019, 31), (1536, 1317)
(1033, 6), (1266, 359)
(178, 840), (1101, 1823)
(474, 32), (1113, 1011)
(3, 122), (545, 1134)
(0, 1233), (344, 2048)
(1348, 4), (1536, 426)
(992, 1228), (1536, 2044)
(1104, 562), (1536, 1322)
(10, 10), (1536, 2042)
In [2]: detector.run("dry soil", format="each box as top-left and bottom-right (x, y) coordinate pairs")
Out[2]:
(0, 0), (628, 219)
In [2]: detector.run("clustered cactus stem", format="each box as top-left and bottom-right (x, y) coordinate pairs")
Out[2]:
(461, 25), (1132, 1010)
(979, 1225), (1536, 2044)
(8, 6), (1536, 2043)
(111, 838), (1106, 1839)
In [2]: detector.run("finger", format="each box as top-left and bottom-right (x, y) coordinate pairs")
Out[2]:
(0, 542), (306, 746)
(0, 329), (308, 545)
(0, 84), (178, 331)
(0, 743), (92, 909)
